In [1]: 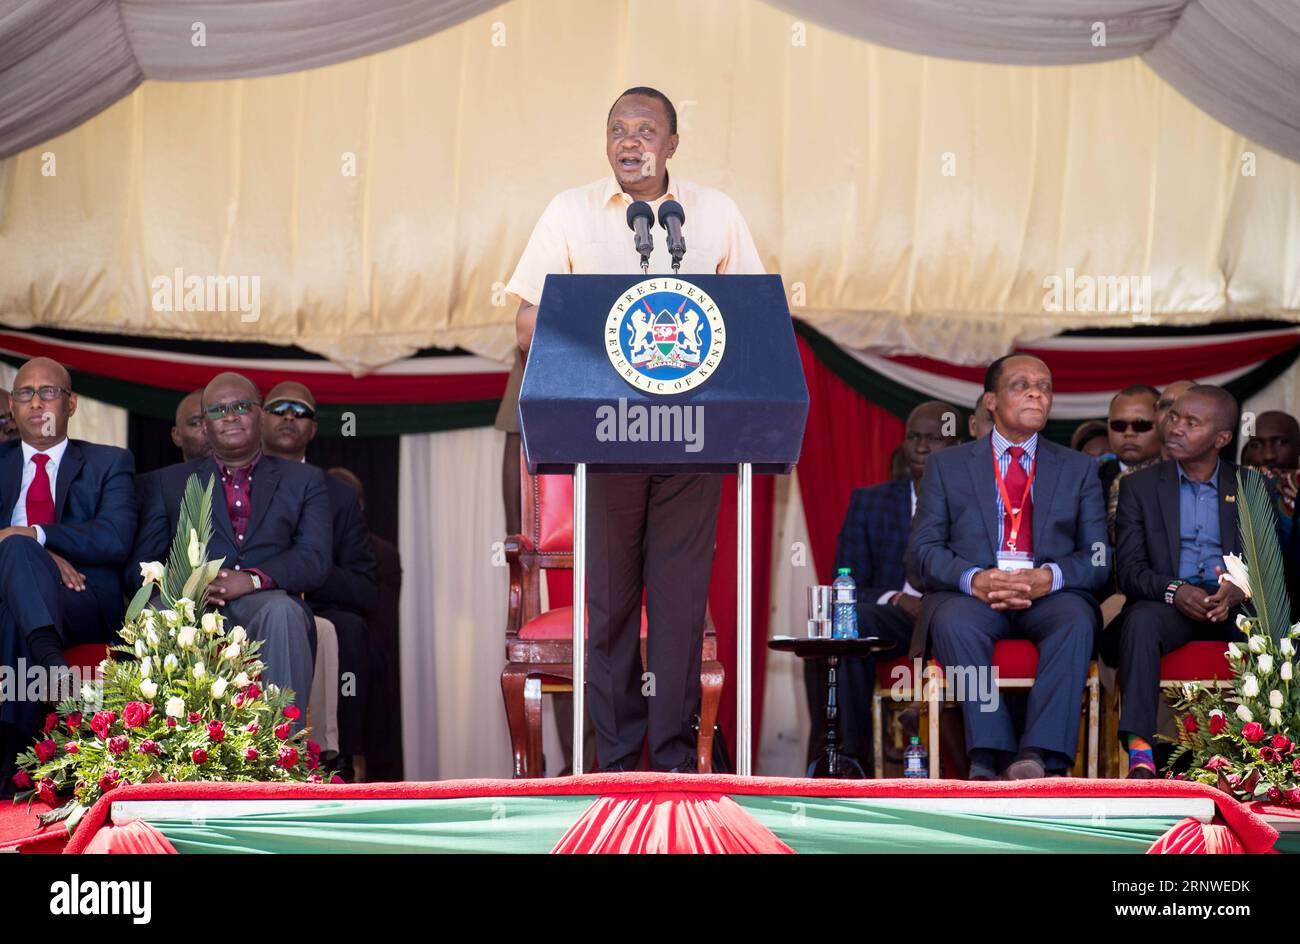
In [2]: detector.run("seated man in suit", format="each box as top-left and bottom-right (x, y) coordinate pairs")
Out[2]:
(909, 354), (1110, 780)
(129, 372), (331, 722)
(1099, 385), (1162, 538)
(0, 357), (136, 789)
(1110, 385), (1257, 778)
(171, 389), (211, 463)
(262, 381), (377, 775)
(809, 400), (960, 770)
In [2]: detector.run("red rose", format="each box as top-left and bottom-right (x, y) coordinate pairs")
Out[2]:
(246, 683), (261, 701)
(206, 720), (225, 743)
(166, 717), (177, 728)
(244, 748), (258, 762)
(329, 774), (343, 784)
(12, 770), (32, 790)
(1269, 785), (1284, 802)
(187, 711), (202, 724)
(231, 692), (246, 708)
(283, 705), (301, 722)
(65, 712), (82, 735)
(306, 753), (319, 771)
(37, 778), (56, 804)
(1209, 713), (1228, 735)
(1183, 714), (1198, 734)
(98, 773), (120, 793)
(191, 748), (208, 765)
(107, 735), (129, 756)
(307, 739), (320, 756)
(1272, 734), (1293, 753)
(1205, 755), (1231, 771)
(1242, 722), (1266, 743)
(33, 739), (57, 763)
(64, 742), (79, 755)
(276, 746), (299, 769)
(274, 722), (290, 741)
(1293, 757), (1300, 774)
(1260, 747), (1280, 762)
(90, 710), (116, 739)
(122, 701), (154, 729)
(245, 721), (259, 734)
(1287, 788), (1300, 807)
(138, 739), (160, 756)
(42, 712), (58, 734)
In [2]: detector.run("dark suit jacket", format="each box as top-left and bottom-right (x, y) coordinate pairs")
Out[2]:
(0, 438), (137, 628)
(1114, 459), (1264, 602)
(306, 474), (378, 615)
(128, 455), (331, 594)
(833, 477), (912, 603)
(907, 433), (1111, 657)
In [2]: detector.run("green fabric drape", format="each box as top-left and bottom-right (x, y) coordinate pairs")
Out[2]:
(148, 796), (597, 854)
(735, 796), (1181, 854)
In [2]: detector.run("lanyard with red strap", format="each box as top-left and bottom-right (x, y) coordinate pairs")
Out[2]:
(992, 441), (1036, 553)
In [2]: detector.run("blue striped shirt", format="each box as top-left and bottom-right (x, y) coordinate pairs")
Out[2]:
(959, 429), (1064, 595)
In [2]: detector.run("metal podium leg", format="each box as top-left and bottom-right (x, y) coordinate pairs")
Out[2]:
(572, 463), (587, 776)
(737, 462), (753, 776)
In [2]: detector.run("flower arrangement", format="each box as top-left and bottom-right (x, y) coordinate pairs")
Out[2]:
(11, 474), (327, 829)
(1166, 469), (1299, 805)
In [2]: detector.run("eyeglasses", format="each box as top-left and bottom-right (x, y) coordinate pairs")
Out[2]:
(1110, 419), (1154, 434)
(266, 401), (316, 420)
(12, 386), (70, 403)
(205, 399), (257, 420)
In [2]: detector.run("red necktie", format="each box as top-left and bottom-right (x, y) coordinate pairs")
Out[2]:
(1000, 446), (1033, 555)
(26, 453), (55, 527)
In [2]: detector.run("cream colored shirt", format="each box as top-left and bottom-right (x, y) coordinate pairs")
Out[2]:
(506, 174), (765, 306)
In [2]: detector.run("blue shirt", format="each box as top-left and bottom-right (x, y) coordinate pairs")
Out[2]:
(959, 429), (1064, 595)
(1177, 460), (1225, 586)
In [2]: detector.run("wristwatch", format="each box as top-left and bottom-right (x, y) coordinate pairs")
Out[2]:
(248, 572), (262, 592)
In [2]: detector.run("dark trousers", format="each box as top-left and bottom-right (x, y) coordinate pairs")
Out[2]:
(314, 607), (368, 757)
(1114, 600), (1237, 742)
(804, 602), (914, 767)
(928, 590), (1096, 762)
(0, 536), (107, 733)
(586, 472), (722, 771)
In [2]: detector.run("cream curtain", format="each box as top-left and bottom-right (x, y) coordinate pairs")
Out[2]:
(1, 0), (1298, 371)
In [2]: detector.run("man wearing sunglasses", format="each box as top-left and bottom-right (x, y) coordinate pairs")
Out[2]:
(1099, 386), (1163, 533)
(129, 372), (332, 726)
(261, 381), (377, 776)
(0, 357), (137, 792)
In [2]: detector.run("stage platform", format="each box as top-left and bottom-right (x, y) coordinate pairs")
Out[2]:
(2, 774), (1288, 854)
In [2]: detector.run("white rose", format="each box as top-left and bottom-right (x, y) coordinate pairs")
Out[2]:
(159, 609), (178, 625)
(134, 639), (145, 658)
(163, 653), (179, 673)
(1291, 621), (1300, 638)
(139, 678), (158, 699)
(229, 626), (247, 645)
(1270, 689), (1284, 708)
(140, 610), (157, 632)
(1219, 553), (1252, 598)
(140, 656), (152, 679)
(1284, 662), (1294, 681)
(1236, 613), (1252, 632)
(221, 643), (241, 662)
(192, 661), (205, 680)
(1249, 635), (1268, 654)
(1227, 642), (1243, 660)
(1236, 704), (1254, 723)
(177, 626), (197, 648)
(1258, 653), (1275, 675)
(234, 672), (251, 688)
(1242, 674), (1260, 697)
(81, 683), (98, 702)
(211, 677), (228, 699)
(1282, 639), (1296, 657)
(201, 612), (220, 635)
(165, 695), (185, 717)
(139, 561), (165, 585)
(177, 597), (196, 623)
(1270, 708), (1283, 727)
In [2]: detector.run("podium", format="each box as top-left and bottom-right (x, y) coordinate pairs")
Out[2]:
(519, 274), (808, 775)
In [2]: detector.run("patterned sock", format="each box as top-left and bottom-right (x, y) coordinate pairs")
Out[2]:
(1125, 733), (1156, 774)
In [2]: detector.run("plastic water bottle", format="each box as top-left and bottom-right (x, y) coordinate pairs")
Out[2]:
(903, 736), (929, 778)
(831, 567), (858, 639)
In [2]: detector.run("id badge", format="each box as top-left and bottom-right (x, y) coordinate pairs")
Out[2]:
(996, 551), (1034, 572)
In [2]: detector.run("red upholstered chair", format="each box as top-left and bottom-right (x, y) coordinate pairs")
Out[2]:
(1105, 641), (1233, 777)
(878, 640), (1099, 778)
(501, 462), (724, 778)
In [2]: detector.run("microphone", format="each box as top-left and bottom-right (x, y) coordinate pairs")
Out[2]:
(626, 201), (654, 272)
(658, 200), (686, 272)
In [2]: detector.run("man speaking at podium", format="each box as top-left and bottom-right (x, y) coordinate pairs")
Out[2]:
(508, 87), (763, 772)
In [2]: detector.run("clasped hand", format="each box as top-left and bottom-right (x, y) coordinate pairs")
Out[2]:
(970, 567), (1054, 611)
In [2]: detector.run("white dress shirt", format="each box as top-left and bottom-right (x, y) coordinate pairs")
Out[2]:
(876, 481), (923, 605)
(9, 437), (68, 545)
